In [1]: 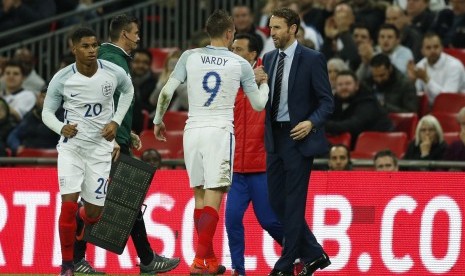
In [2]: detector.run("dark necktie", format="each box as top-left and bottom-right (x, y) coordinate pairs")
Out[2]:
(271, 52), (286, 122)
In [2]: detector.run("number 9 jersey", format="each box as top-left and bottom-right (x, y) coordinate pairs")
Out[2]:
(171, 45), (259, 133)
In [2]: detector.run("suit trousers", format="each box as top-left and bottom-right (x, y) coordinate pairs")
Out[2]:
(266, 123), (323, 272)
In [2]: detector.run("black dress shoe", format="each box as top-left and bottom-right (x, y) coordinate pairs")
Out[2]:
(297, 252), (331, 276)
(268, 268), (294, 276)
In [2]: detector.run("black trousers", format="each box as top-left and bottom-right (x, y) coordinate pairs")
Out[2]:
(266, 123), (323, 273)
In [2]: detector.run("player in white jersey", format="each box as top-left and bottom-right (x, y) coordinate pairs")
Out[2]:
(42, 27), (134, 276)
(153, 10), (269, 275)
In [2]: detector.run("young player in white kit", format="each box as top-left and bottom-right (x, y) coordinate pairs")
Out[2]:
(153, 10), (269, 275)
(42, 27), (134, 276)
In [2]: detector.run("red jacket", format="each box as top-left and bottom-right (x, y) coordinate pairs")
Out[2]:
(233, 58), (266, 173)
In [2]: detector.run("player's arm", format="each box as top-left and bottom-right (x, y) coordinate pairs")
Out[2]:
(152, 78), (181, 141)
(242, 63), (269, 111)
(42, 79), (69, 136)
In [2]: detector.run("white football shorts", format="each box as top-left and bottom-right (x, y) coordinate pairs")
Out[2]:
(57, 139), (112, 206)
(184, 127), (234, 189)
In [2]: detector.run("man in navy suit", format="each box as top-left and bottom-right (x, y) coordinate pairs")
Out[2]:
(262, 7), (334, 276)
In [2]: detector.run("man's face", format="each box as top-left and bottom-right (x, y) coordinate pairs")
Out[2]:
(353, 28), (371, 46)
(72, 36), (98, 66)
(269, 16), (295, 50)
(231, 38), (256, 65)
(385, 8), (404, 30)
(335, 75), (359, 100)
(450, 0), (465, 15)
(131, 52), (151, 77)
(421, 36), (443, 65)
(3, 66), (24, 91)
(124, 22), (140, 53)
(232, 6), (253, 32)
(375, 156), (398, 171)
(371, 65), (392, 87)
(378, 29), (399, 54)
(329, 146), (350, 171)
(407, 0), (428, 17)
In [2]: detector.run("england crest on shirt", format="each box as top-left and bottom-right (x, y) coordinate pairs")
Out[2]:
(102, 81), (113, 97)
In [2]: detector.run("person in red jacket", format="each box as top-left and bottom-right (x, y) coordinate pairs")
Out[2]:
(226, 33), (284, 276)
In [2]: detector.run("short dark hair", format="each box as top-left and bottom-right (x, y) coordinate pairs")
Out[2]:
(234, 33), (262, 56)
(336, 70), (358, 82)
(370, 53), (392, 68)
(271, 7), (300, 35)
(351, 22), (374, 40)
(4, 59), (26, 75)
(109, 14), (139, 42)
(206, 10), (234, 39)
(378, 23), (400, 38)
(330, 144), (351, 159)
(71, 27), (97, 45)
(133, 48), (153, 63)
(374, 149), (398, 166)
(423, 31), (442, 46)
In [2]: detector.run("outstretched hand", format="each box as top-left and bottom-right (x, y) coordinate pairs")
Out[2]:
(154, 122), (167, 142)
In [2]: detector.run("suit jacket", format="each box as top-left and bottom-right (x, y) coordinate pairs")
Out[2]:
(263, 43), (334, 157)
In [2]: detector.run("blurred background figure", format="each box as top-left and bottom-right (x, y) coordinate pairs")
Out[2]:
(403, 114), (447, 164)
(13, 47), (46, 94)
(141, 148), (162, 168)
(6, 86), (61, 155)
(327, 58), (349, 95)
(328, 144), (352, 171)
(443, 107), (465, 162)
(374, 149), (399, 171)
(0, 97), (15, 156)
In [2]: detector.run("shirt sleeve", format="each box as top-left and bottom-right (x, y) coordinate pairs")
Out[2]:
(170, 50), (189, 83)
(112, 71), (134, 125)
(42, 76), (65, 135)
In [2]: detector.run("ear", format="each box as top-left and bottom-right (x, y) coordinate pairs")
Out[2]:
(290, 24), (298, 35)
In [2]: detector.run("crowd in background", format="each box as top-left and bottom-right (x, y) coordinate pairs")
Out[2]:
(1, 0), (465, 170)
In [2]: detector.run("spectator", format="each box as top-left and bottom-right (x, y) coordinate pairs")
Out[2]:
(443, 107), (465, 161)
(0, 60), (36, 122)
(406, 0), (437, 35)
(433, 0), (465, 48)
(357, 24), (414, 81)
(407, 32), (465, 104)
(348, 0), (390, 35)
(327, 58), (349, 94)
(367, 53), (418, 113)
(141, 148), (162, 168)
(0, 97), (15, 156)
(301, 0), (332, 35)
(394, 0), (446, 11)
(13, 47), (46, 94)
(385, 5), (423, 62)
(404, 114), (447, 162)
(326, 70), (393, 145)
(321, 3), (357, 67)
(374, 149), (399, 171)
(131, 48), (158, 114)
(149, 50), (188, 112)
(6, 87), (61, 155)
(352, 22), (375, 72)
(328, 144), (352, 170)
(232, 5), (267, 56)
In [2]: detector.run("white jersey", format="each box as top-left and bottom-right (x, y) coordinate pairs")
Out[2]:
(171, 45), (259, 132)
(43, 59), (133, 150)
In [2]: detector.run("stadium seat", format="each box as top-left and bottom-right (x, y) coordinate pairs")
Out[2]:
(16, 148), (58, 158)
(351, 131), (408, 159)
(432, 93), (465, 114)
(443, 132), (460, 145)
(443, 48), (465, 67)
(148, 47), (179, 74)
(163, 111), (188, 133)
(417, 92), (430, 118)
(431, 112), (461, 132)
(326, 132), (352, 148)
(388, 112), (418, 140)
(133, 130), (183, 159)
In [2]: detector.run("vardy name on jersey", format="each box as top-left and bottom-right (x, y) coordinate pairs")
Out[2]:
(200, 55), (228, 66)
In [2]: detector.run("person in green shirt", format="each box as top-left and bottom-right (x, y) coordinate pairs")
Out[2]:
(73, 14), (180, 275)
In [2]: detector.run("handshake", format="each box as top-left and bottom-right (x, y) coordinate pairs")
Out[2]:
(254, 66), (268, 85)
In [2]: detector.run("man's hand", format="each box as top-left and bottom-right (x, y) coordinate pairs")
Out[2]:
(112, 141), (121, 161)
(130, 131), (142, 150)
(101, 121), (119, 141)
(290, 120), (313, 140)
(154, 122), (167, 141)
(61, 123), (78, 138)
(253, 66), (268, 84)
